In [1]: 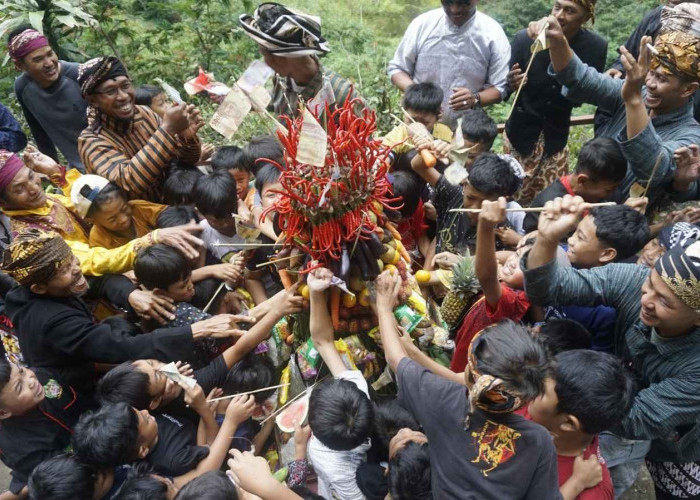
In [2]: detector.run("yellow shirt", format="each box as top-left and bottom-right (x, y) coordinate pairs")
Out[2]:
(69, 238), (145, 276)
(382, 123), (454, 155)
(89, 200), (166, 249)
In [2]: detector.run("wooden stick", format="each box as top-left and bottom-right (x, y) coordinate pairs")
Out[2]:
(640, 152), (663, 199)
(507, 38), (542, 120)
(401, 107), (417, 124)
(202, 282), (226, 313)
(206, 383), (290, 403)
(449, 202), (616, 213)
(255, 254), (297, 269)
(212, 242), (278, 247)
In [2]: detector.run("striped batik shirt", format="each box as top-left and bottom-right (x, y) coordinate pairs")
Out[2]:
(522, 255), (700, 463)
(78, 105), (201, 202)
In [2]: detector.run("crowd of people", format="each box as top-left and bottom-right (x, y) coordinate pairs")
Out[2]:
(0, 0), (700, 499)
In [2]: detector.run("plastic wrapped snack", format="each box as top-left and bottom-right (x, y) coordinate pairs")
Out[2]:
(296, 338), (321, 380)
(393, 304), (423, 334)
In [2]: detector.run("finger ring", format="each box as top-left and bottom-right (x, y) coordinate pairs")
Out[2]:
(463, 100), (468, 106)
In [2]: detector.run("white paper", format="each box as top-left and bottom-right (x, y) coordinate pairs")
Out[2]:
(237, 60), (275, 93)
(155, 78), (184, 105)
(209, 85), (252, 139)
(159, 362), (197, 389)
(295, 107), (327, 167)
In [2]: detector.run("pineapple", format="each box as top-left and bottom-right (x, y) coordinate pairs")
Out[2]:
(440, 253), (480, 327)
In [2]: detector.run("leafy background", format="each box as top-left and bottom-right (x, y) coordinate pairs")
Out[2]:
(0, 0), (660, 157)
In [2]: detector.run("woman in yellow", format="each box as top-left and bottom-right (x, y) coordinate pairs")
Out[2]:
(72, 175), (166, 249)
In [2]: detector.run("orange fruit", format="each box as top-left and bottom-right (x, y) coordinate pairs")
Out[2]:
(342, 293), (357, 308)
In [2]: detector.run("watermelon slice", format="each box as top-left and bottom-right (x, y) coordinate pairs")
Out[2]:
(275, 393), (310, 433)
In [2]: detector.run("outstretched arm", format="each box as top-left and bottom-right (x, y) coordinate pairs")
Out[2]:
(308, 267), (347, 376)
(374, 271), (408, 373)
(476, 198), (507, 308)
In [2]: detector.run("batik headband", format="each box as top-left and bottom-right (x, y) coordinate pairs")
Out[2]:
(0, 151), (25, 192)
(8, 29), (49, 69)
(651, 3), (700, 83)
(1, 230), (73, 286)
(655, 239), (700, 311)
(572, 0), (596, 24)
(77, 56), (129, 98)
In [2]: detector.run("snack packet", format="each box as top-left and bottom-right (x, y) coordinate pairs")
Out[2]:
(393, 304), (422, 334)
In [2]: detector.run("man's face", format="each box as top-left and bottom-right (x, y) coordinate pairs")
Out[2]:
(645, 67), (696, 114)
(20, 46), (60, 88)
(637, 238), (665, 268)
(89, 76), (136, 121)
(230, 169), (251, 200)
(551, 0), (588, 39)
(204, 213), (237, 237)
(640, 269), (700, 336)
(0, 166), (46, 210)
(261, 181), (283, 210)
(0, 364), (45, 418)
(405, 109), (440, 133)
(527, 378), (566, 435)
(441, 0), (477, 26)
(164, 275), (196, 303)
(90, 195), (133, 234)
(566, 215), (613, 268)
(131, 359), (182, 409)
(32, 255), (88, 298)
(461, 182), (490, 224)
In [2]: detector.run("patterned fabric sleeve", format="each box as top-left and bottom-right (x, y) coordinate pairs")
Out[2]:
(287, 459), (312, 488)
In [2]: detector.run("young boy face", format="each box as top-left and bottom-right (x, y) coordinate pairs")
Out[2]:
(464, 140), (489, 170)
(498, 246), (531, 290)
(0, 364), (45, 418)
(527, 377), (568, 434)
(566, 215), (614, 269)
(461, 182), (493, 224)
(134, 407), (159, 456)
(149, 92), (168, 118)
(637, 238), (665, 268)
(405, 109), (440, 133)
(203, 213), (238, 238)
(91, 195), (133, 235)
(574, 175), (619, 203)
(229, 168), (252, 200)
(163, 274), (196, 303)
(261, 181), (283, 210)
(131, 359), (183, 409)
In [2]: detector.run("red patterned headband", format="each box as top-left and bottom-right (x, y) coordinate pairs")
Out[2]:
(0, 151), (25, 192)
(8, 29), (49, 69)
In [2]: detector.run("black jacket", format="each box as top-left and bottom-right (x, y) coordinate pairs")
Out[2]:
(5, 286), (196, 392)
(506, 28), (607, 157)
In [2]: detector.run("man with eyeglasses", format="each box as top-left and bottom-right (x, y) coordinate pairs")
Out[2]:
(8, 26), (88, 172)
(77, 56), (203, 203)
(388, 0), (511, 128)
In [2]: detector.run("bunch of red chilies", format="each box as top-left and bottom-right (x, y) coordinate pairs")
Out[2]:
(261, 96), (400, 270)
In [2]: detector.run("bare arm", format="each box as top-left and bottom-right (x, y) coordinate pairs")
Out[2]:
(308, 268), (347, 376)
(391, 71), (415, 91)
(374, 271), (408, 373)
(476, 198), (507, 308)
(477, 86), (502, 107)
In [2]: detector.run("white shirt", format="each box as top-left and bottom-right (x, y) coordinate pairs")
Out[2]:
(199, 219), (247, 262)
(388, 9), (511, 127)
(308, 370), (372, 500)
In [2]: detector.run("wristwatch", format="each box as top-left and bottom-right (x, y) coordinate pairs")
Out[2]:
(474, 92), (482, 107)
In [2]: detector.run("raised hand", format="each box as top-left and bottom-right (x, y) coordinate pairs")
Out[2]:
(673, 144), (700, 191)
(479, 197), (508, 228)
(374, 270), (401, 311)
(191, 314), (256, 340)
(526, 16), (549, 40)
(537, 195), (589, 244)
(620, 35), (652, 103)
(225, 394), (256, 425)
(307, 266), (333, 293)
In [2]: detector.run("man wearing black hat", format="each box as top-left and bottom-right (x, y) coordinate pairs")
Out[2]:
(77, 56), (203, 203)
(240, 2), (364, 119)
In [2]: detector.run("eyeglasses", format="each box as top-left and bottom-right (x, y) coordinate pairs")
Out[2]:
(94, 81), (133, 98)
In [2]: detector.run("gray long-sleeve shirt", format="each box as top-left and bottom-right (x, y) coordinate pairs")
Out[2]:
(14, 61), (87, 170)
(521, 254), (700, 463)
(549, 54), (700, 204)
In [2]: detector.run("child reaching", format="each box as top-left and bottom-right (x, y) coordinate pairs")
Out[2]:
(306, 266), (374, 500)
(71, 174), (167, 249)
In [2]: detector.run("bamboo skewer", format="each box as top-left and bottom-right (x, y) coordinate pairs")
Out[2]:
(202, 282), (226, 313)
(206, 383), (290, 403)
(213, 242), (278, 247)
(507, 23), (549, 120)
(255, 254), (298, 268)
(640, 153), (663, 199)
(449, 202), (616, 213)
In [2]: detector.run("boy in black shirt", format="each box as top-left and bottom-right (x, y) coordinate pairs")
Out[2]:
(0, 358), (93, 496)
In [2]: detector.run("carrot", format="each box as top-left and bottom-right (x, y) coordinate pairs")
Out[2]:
(278, 268), (294, 290)
(330, 288), (341, 331)
(385, 222), (411, 263)
(420, 149), (437, 168)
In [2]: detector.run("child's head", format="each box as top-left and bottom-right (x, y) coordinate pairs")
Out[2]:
(174, 471), (238, 500)
(391, 170), (424, 220)
(134, 85), (168, 117)
(73, 402), (158, 468)
(528, 350), (636, 437)
(372, 398), (420, 460)
(134, 244), (194, 302)
(96, 359), (181, 411)
(242, 135), (284, 176)
(308, 378), (374, 451)
(223, 354), (276, 405)
(461, 109), (497, 168)
(534, 318), (592, 356)
(163, 166), (204, 206)
(254, 162), (283, 210)
(387, 430), (431, 500)
(193, 171), (238, 237)
(465, 320), (550, 407)
(212, 146), (252, 201)
(402, 82), (443, 132)
(28, 454), (98, 500)
(0, 358), (45, 418)
(114, 465), (177, 500)
(571, 137), (626, 202)
(461, 153), (520, 223)
(638, 222), (700, 268)
(566, 205), (649, 268)
(72, 175), (132, 234)
(156, 205), (200, 228)
(497, 241), (534, 290)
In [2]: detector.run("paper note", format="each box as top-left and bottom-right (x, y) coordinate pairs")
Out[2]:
(245, 85), (272, 113)
(237, 60), (275, 93)
(160, 362), (197, 389)
(209, 85), (252, 139)
(295, 107), (327, 167)
(531, 21), (550, 54)
(629, 182), (646, 199)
